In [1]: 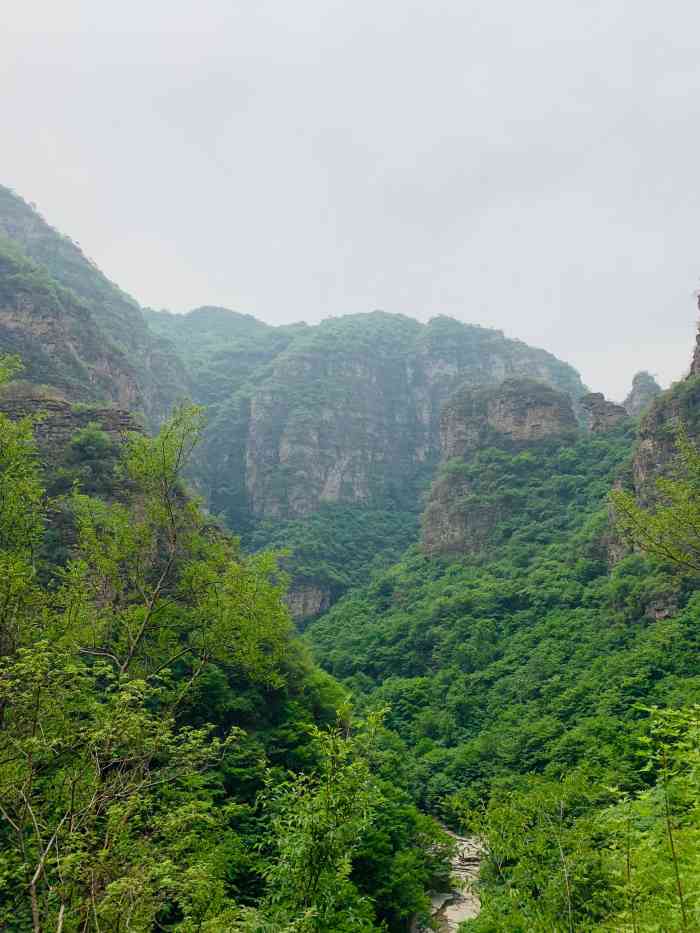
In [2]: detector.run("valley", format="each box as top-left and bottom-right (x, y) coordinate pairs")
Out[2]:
(0, 184), (698, 931)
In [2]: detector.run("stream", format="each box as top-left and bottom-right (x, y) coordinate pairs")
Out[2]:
(413, 833), (482, 932)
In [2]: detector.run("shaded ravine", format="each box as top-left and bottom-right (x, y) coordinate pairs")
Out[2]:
(413, 833), (482, 932)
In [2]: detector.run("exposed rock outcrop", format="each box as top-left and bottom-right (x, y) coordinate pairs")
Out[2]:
(608, 322), (700, 567)
(580, 393), (628, 433)
(440, 377), (578, 461)
(0, 185), (188, 425)
(413, 834), (482, 932)
(623, 371), (662, 418)
(285, 584), (332, 622)
(422, 480), (500, 557)
(200, 314), (585, 524)
(628, 379), (700, 507)
(0, 395), (140, 456)
(422, 379), (577, 556)
(0, 240), (143, 408)
(624, 324), (700, 509)
(691, 313), (700, 377)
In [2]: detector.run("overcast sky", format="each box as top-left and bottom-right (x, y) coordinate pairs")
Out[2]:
(4, 1), (700, 398)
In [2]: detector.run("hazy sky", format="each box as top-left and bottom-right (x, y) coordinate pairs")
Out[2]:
(4, 1), (700, 398)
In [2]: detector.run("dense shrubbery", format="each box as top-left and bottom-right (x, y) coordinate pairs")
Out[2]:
(306, 420), (700, 930)
(0, 360), (450, 932)
(248, 505), (420, 613)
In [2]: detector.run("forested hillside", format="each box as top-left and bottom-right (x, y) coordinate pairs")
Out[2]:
(0, 358), (454, 931)
(2, 184), (699, 931)
(0, 185), (187, 425)
(306, 355), (700, 929)
(0, 188), (589, 620)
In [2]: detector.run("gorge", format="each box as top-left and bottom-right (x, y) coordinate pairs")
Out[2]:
(0, 183), (698, 932)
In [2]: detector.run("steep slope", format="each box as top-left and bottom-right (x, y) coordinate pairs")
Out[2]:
(0, 185), (187, 423)
(144, 305), (305, 409)
(143, 307), (586, 618)
(219, 313), (586, 617)
(0, 237), (140, 405)
(305, 334), (700, 813)
(0, 185), (587, 620)
(623, 370), (662, 417)
(232, 313), (585, 522)
(620, 327), (700, 509)
(422, 378), (579, 556)
(146, 308), (585, 525)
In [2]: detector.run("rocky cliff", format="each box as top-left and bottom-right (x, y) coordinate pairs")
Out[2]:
(439, 377), (578, 461)
(620, 325), (700, 509)
(630, 381), (700, 508)
(177, 313), (587, 528)
(0, 394), (139, 454)
(422, 379), (579, 555)
(580, 392), (629, 433)
(0, 184), (591, 620)
(0, 238), (143, 406)
(623, 371), (662, 418)
(151, 309), (584, 618)
(0, 186), (187, 424)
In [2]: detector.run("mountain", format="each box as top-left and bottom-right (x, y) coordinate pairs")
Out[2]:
(422, 378), (580, 556)
(0, 188), (587, 622)
(146, 307), (586, 616)
(623, 369), (662, 417)
(146, 308), (586, 519)
(304, 324), (700, 930)
(0, 185), (187, 424)
(3, 183), (700, 929)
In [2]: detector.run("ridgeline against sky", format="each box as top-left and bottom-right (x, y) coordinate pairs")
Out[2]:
(4, 0), (700, 397)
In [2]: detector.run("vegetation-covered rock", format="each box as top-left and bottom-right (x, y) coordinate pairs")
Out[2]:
(623, 369), (662, 417)
(0, 361), (450, 932)
(6, 181), (700, 930)
(0, 186), (187, 424)
(422, 379), (579, 555)
(580, 391), (629, 433)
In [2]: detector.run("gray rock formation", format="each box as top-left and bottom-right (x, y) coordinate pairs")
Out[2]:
(422, 379), (578, 556)
(0, 394), (140, 457)
(440, 377), (578, 461)
(626, 323), (700, 508)
(0, 185), (188, 425)
(623, 371), (662, 418)
(580, 393), (628, 433)
(285, 583), (332, 622)
(202, 315), (586, 525)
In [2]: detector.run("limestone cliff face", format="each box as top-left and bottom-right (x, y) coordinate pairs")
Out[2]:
(0, 186), (187, 424)
(622, 324), (700, 510)
(0, 395), (140, 455)
(0, 240), (141, 407)
(285, 584), (332, 623)
(206, 314), (585, 524)
(580, 393), (629, 433)
(629, 380), (700, 507)
(623, 371), (662, 418)
(422, 379), (578, 556)
(243, 327), (420, 519)
(440, 378), (578, 461)
(691, 320), (700, 377)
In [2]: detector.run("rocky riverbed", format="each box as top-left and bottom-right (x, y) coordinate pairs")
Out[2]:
(414, 833), (482, 932)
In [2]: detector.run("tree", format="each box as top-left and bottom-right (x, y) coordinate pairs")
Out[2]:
(0, 396), (294, 930)
(245, 711), (385, 933)
(0, 355), (44, 659)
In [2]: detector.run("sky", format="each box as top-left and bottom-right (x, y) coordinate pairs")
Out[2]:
(4, 0), (700, 399)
